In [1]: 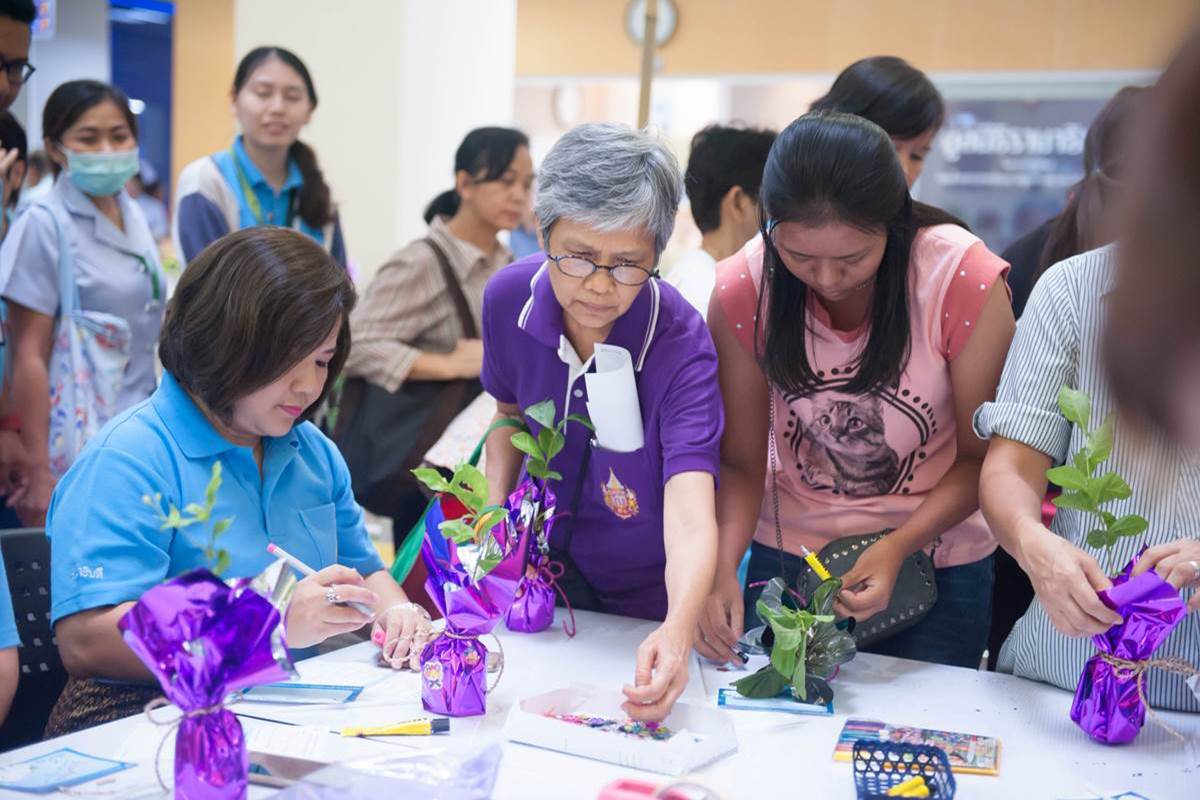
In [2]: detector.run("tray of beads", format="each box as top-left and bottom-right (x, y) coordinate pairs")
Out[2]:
(503, 685), (737, 775)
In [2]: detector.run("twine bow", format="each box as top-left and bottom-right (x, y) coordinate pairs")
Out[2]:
(1098, 652), (1199, 741)
(143, 694), (240, 793)
(440, 629), (507, 692)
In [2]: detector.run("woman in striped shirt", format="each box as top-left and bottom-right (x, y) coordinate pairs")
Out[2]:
(975, 245), (1200, 712)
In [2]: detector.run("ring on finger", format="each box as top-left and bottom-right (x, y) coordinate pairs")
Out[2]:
(325, 585), (340, 605)
(1187, 560), (1200, 578)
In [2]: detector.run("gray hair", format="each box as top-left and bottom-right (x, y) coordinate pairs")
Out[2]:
(535, 122), (683, 259)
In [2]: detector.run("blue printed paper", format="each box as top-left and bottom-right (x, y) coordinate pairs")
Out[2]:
(717, 686), (833, 715)
(0, 748), (133, 793)
(241, 682), (364, 705)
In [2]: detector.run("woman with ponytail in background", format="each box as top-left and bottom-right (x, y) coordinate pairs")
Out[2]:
(172, 46), (345, 268)
(340, 127), (532, 547)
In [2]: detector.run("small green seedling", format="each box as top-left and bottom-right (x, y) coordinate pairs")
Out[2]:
(144, 461), (234, 576)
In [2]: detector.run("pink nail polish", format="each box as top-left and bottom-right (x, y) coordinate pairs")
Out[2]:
(372, 630), (384, 644)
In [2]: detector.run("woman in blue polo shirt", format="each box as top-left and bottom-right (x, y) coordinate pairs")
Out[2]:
(44, 228), (431, 735)
(172, 46), (345, 268)
(481, 123), (723, 722)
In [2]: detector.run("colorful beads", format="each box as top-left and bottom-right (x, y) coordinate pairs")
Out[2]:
(546, 712), (676, 741)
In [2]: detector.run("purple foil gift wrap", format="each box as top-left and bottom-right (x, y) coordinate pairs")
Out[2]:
(505, 478), (567, 634)
(420, 498), (529, 717)
(1069, 557), (1188, 745)
(118, 566), (296, 800)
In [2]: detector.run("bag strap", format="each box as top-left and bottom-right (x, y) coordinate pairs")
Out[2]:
(470, 416), (524, 467)
(767, 385), (790, 585)
(47, 208), (79, 316)
(423, 237), (477, 339)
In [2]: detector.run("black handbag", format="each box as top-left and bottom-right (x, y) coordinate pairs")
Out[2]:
(767, 391), (937, 648)
(333, 238), (482, 518)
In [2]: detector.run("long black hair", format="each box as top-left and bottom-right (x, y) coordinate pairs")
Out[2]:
(756, 112), (963, 397)
(423, 126), (529, 224)
(0, 111), (25, 207)
(1035, 86), (1144, 281)
(234, 46), (334, 229)
(43, 80), (138, 175)
(810, 56), (944, 140)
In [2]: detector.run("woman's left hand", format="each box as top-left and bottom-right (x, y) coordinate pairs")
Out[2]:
(1132, 539), (1200, 611)
(621, 623), (691, 722)
(835, 537), (907, 620)
(372, 602), (434, 670)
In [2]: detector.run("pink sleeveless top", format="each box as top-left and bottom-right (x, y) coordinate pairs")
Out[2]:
(717, 225), (1008, 568)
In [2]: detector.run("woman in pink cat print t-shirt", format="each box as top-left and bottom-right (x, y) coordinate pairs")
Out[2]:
(693, 112), (1016, 669)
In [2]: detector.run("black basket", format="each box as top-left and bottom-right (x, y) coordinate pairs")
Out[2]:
(852, 740), (956, 799)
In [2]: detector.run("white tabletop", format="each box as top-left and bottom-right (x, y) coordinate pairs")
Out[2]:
(2, 609), (1196, 799)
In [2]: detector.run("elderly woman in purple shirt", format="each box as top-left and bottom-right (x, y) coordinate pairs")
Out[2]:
(480, 123), (723, 722)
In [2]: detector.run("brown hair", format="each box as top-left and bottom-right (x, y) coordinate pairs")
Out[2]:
(1034, 85), (1145, 282)
(159, 227), (355, 422)
(1105, 27), (1200, 434)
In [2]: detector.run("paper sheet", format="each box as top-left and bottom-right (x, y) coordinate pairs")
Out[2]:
(584, 344), (643, 452)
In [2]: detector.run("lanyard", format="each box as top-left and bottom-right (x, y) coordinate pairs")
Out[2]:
(228, 145), (297, 228)
(133, 252), (161, 302)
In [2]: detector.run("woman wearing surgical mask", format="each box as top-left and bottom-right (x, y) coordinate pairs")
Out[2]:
(0, 80), (164, 526)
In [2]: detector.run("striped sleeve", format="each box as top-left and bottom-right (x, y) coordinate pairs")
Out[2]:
(972, 260), (1078, 463)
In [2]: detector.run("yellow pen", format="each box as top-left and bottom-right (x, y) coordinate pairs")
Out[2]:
(800, 544), (832, 581)
(340, 717), (450, 737)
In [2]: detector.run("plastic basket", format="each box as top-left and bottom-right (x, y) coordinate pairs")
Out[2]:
(851, 740), (956, 799)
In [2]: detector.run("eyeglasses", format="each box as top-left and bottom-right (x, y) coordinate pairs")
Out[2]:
(0, 56), (34, 85)
(548, 254), (658, 287)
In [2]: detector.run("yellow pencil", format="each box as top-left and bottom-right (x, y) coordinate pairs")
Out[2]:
(340, 717), (450, 737)
(800, 544), (833, 581)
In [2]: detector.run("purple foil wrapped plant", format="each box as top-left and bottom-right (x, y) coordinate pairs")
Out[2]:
(1047, 387), (1197, 744)
(1069, 555), (1188, 744)
(503, 399), (592, 636)
(122, 463), (297, 799)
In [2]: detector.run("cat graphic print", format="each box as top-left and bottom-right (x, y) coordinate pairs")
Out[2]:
(784, 383), (936, 498)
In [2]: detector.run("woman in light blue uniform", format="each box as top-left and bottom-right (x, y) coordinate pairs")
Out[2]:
(172, 46), (345, 269)
(0, 80), (164, 527)
(45, 227), (432, 735)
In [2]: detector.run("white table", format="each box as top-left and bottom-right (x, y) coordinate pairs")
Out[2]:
(1, 610), (1196, 799)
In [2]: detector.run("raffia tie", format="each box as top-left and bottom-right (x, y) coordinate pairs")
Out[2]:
(436, 629), (506, 692)
(143, 694), (240, 793)
(1098, 652), (1199, 742)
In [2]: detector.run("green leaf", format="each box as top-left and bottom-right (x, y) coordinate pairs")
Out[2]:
(1085, 415), (1115, 470)
(791, 648), (808, 701)
(1100, 510), (1117, 527)
(1057, 386), (1091, 429)
(1046, 465), (1090, 492)
(1086, 529), (1109, 549)
(1052, 491), (1095, 513)
(564, 413), (595, 432)
(213, 549), (231, 577)
(411, 467), (451, 494)
(475, 508), (508, 533)
(1109, 514), (1149, 539)
(184, 503), (210, 523)
(544, 470), (564, 481)
(732, 666), (787, 699)
(526, 460), (548, 480)
(438, 519), (478, 544)
(205, 462), (223, 507)
(770, 638), (797, 682)
(511, 431), (543, 461)
(544, 432), (565, 463)
(810, 578), (843, 616)
(449, 464), (489, 511)
(1092, 472), (1133, 505)
(525, 399), (557, 430)
(537, 428), (556, 459)
(212, 518), (232, 538)
(1072, 450), (1091, 475)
